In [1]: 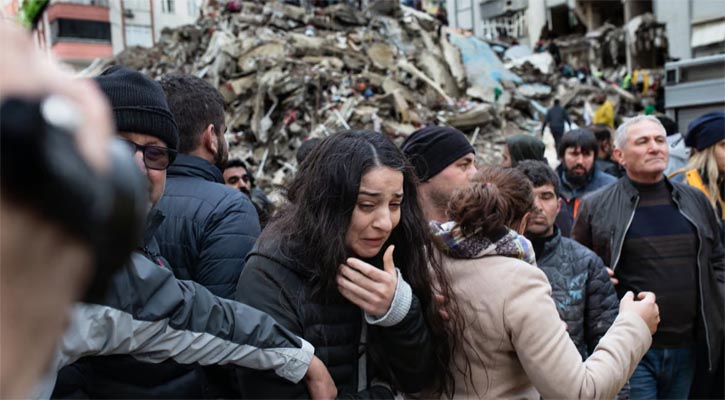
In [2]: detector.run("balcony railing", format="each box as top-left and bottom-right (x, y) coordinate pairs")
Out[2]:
(50, 0), (110, 7)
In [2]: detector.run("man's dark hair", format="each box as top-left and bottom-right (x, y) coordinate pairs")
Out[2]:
(557, 128), (598, 158)
(516, 160), (561, 197)
(553, 98), (560, 106)
(296, 137), (322, 165)
(223, 158), (254, 186)
(159, 74), (225, 154)
(588, 124), (612, 144)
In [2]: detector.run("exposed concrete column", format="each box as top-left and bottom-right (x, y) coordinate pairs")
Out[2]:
(528, 0), (547, 44)
(623, 0), (633, 72)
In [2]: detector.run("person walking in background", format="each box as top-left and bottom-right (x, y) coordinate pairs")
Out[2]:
(593, 93), (615, 129)
(541, 98), (571, 149)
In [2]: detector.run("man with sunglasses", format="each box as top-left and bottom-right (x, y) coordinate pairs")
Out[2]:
(51, 66), (336, 399)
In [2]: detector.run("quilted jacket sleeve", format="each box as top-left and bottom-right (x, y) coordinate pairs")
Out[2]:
(584, 252), (619, 354)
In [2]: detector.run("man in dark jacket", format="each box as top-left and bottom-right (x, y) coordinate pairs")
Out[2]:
(556, 129), (616, 233)
(156, 74), (259, 300)
(52, 66), (335, 399)
(590, 123), (622, 178)
(541, 98), (571, 148)
(572, 115), (724, 399)
(517, 160), (618, 358)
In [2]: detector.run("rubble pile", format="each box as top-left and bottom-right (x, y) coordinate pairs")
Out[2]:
(96, 1), (649, 194)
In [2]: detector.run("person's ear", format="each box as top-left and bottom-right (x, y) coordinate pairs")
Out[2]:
(613, 147), (623, 166)
(517, 212), (532, 235)
(556, 197), (562, 214)
(202, 124), (217, 155)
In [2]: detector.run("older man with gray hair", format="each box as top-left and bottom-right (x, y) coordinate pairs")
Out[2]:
(572, 115), (724, 399)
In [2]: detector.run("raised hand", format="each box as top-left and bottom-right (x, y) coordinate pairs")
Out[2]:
(336, 245), (398, 317)
(619, 291), (660, 335)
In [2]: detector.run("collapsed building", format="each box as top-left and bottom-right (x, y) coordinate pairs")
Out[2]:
(86, 0), (660, 201)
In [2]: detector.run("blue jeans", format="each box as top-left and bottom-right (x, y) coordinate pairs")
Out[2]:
(630, 346), (696, 400)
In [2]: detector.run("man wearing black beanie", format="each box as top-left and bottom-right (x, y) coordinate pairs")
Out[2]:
(50, 66), (335, 399)
(401, 125), (477, 222)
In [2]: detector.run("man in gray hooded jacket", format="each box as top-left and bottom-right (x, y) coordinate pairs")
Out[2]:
(49, 66), (335, 399)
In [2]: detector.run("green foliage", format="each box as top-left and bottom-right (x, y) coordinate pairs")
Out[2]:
(18, 0), (49, 29)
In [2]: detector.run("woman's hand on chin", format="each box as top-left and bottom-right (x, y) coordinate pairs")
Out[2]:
(336, 245), (398, 317)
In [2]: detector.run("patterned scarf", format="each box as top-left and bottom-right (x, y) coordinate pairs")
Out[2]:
(430, 221), (537, 265)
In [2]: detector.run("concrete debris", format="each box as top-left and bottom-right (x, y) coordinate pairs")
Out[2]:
(100, 0), (665, 195)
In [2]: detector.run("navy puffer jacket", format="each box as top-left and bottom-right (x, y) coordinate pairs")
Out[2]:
(532, 228), (619, 358)
(155, 154), (260, 299)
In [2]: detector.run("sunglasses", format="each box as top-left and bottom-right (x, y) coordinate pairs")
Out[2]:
(118, 138), (177, 170)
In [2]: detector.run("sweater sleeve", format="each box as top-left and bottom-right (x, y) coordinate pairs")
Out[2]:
(195, 193), (260, 298)
(55, 253), (313, 383)
(504, 264), (651, 399)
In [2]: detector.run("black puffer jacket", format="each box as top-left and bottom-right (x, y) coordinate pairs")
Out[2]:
(531, 228), (619, 358)
(235, 236), (436, 399)
(155, 154), (260, 299)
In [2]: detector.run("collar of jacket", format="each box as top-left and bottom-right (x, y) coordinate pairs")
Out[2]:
(142, 207), (166, 249)
(620, 173), (679, 202)
(538, 226), (562, 259)
(167, 153), (224, 183)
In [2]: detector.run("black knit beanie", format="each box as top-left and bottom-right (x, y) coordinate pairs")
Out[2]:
(94, 65), (179, 150)
(401, 125), (475, 181)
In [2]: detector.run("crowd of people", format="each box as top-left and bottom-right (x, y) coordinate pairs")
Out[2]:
(1, 19), (723, 400)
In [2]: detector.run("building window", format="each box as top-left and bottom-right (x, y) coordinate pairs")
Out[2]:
(50, 18), (111, 44)
(162, 0), (175, 13)
(125, 24), (153, 47)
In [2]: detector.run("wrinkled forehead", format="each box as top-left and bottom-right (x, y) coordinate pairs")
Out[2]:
(626, 120), (666, 140)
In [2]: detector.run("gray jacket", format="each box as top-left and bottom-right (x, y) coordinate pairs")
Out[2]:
(43, 212), (312, 399)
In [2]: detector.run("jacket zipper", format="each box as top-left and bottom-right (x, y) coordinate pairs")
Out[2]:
(673, 197), (712, 372)
(612, 196), (639, 271)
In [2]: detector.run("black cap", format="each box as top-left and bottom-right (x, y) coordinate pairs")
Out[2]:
(94, 65), (179, 150)
(401, 126), (474, 181)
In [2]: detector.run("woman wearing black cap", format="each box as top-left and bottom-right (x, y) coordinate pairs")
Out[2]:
(669, 111), (725, 235)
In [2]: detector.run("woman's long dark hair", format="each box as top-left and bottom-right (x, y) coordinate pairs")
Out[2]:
(266, 130), (461, 396)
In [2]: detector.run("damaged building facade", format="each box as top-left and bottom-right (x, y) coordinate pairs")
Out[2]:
(447, 0), (724, 70)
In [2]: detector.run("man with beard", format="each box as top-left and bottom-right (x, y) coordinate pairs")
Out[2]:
(401, 125), (477, 222)
(155, 74), (259, 299)
(557, 129), (616, 224)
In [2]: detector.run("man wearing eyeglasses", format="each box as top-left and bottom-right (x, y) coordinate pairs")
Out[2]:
(51, 66), (336, 400)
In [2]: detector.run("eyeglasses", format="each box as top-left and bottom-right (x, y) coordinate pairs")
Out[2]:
(118, 138), (177, 170)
